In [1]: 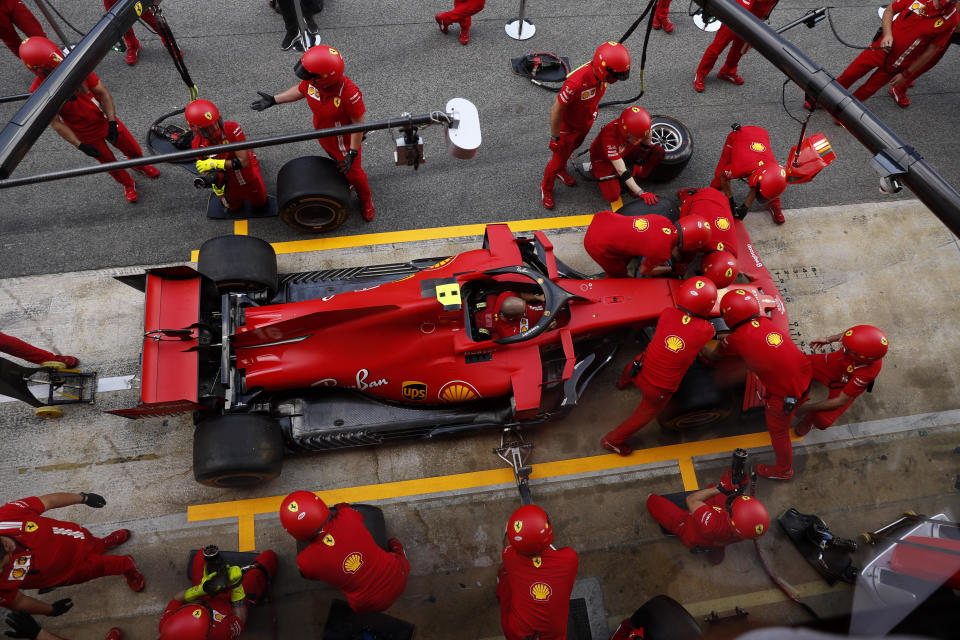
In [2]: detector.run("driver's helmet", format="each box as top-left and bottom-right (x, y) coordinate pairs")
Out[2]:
(592, 41), (631, 83)
(675, 276), (718, 318)
(506, 505), (554, 556)
(841, 325), (888, 362)
(701, 250), (738, 288)
(158, 604), (211, 640)
(280, 490), (330, 541)
(729, 495), (769, 539)
(719, 289), (761, 329)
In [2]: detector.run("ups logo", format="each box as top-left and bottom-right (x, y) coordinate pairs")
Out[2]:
(401, 381), (428, 401)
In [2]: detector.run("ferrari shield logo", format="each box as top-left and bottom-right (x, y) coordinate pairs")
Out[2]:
(717, 241), (724, 250)
(24, 522), (37, 532)
(847, 365), (854, 373)
(322, 533), (336, 546)
(532, 556), (542, 568)
(695, 279), (706, 289)
(750, 142), (766, 152)
(401, 381), (428, 401)
(755, 524), (765, 535)
(935, 18), (944, 27)
(287, 501), (299, 512)
(514, 520), (523, 533)
(845, 329), (854, 336)
(334, 97), (341, 108)
(682, 315), (691, 325)
(192, 608), (203, 619)
(661, 227), (672, 235)
(880, 336), (888, 346)
(750, 320), (760, 328)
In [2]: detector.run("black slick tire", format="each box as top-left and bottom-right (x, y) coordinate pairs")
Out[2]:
(277, 156), (351, 233)
(193, 413), (284, 488)
(197, 235), (278, 298)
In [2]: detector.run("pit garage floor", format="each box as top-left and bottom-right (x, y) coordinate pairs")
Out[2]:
(1, 199), (959, 638)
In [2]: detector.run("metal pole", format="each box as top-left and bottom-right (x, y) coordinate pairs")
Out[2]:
(0, 94), (31, 105)
(0, 113), (451, 189)
(792, 115), (810, 167)
(291, 0), (320, 50)
(31, 0), (72, 50)
(505, 0), (536, 40)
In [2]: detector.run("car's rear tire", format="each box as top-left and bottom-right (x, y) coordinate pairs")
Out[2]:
(277, 156), (351, 233)
(646, 115), (694, 183)
(197, 235), (278, 298)
(618, 196), (681, 220)
(193, 413), (284, 488)
(659, 361), (731, 431)
(630, 595), (703, 640)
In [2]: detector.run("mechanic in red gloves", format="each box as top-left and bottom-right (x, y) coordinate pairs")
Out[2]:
(498, 505), (578, 640)
(794, 325), (888, 436)
(602, 277), (718, 456)
(186, 99), (267, 212)
(694, 0), (778, 92)
(280, 491), (409, 613)
(701, 289), (812, 479)
(4, 611), (121, 640)
(836, 0), (957, 105)
(710, 124), (788, 224)
(0, 492), (144, 615)
(0, 0), (45, 57)
(890, 19), (959, 106)
(541, 42), (631, 210)
(653, 0), (676, 33)
(588, 106), (664, 205)
(584, 210), (712, 278)
(646, 470), (769, 563)
(157, 548), (278, 640)
(102, 0), (176, 66)
(19, 37), (160, 204)
(434, 0), (485, 45)
(0, 332), (77, 369)
(251, 46), (375, 221)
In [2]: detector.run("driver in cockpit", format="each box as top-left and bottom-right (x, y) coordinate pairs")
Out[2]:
(492, 292), (545, 338)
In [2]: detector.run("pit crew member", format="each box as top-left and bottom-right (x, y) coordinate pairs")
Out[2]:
(694, 0), (778, 92)
(890, 18), (960, 106)
(541, 42), (631, 210)
(677, 186), (739, 257)
(498, 505), (578, 640)
(186, 99), (267, 212)
(102, 0), (176, 66)
(251, 46), (375, 221)
(794, 325), (888, 436)
(710, 124), (788, 224)
(279, 491), (409, 613)
(653, 0), (676, 33)
(0, 492), (144, 615)
(4, 611), (121, 640)
(588, 106), (664, 205)
(602, 277), (718, 456)
(0, 332), (77, 369)
(19, 37), (160, 204)
(0, 0), (45, 57)
(701, 289), (812, 480)
(434, 0), (485, 45)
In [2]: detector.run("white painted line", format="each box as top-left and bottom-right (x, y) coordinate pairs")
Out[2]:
(0, 374), (134, 404)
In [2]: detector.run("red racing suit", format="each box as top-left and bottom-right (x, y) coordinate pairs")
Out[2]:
(680, 187), (738, 256)
(29, 72), (147, 187)
(902, 17), (959, 95)
(584, 211), (678, 278)
(696, 0), (778, 78)
(474, 291), (545, 339)
(298, 76), (372, 206)
(158, 550), (277, 640)
(436, 0), (486, 30)
(645, 492), (745, 549)
(716, 317), (812, 474)
(0, 497), (137, 606)
(0, 332), (61, 365)
(588, 118), (666, 202)
(102, 0), (171, 51)
(710, 125), (782, 210)
(497, 544), (579, 640)
(0, 0), (45, 55)
(192, 121), (267, 211)
(606, 308), (716, 446)
(543, 63), (608, 191)
(836, 0), (958, 101)
(803, 350), (883, 429)
(296, 504), (409, 614)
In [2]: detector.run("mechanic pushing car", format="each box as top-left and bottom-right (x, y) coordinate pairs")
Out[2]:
(19, 37), (161, 204)
(583, 210), (712, 278)
(587, 106), (665, 205)
(498, 505), (579, 640)
(541, 41), (631, 210)
(702, 289), (812, 480)
(251, 45), (375, 221)
(0, 331), (78, 369)
(0, 492), (144, 615)
(676, 186), (739, 258)
(793, 325), (889, 437)
(434, 0), (485, 45)
(186, 99), (268, 213)
(694, 0), (778, 93)
(279, 491), (409, 613)
(602, 277), (719, 456)
(710, 124), (788, 225)
(157, 548), (278, 640)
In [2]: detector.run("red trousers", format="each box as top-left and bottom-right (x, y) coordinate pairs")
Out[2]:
(81, 120), (146, 187)
(655, 0), (672, 23)
(60, 535), (135, 586)
(0, 332), (58, 364)
(836, 48), (901, 102)
(320, 139), (372, 206)
(543, 125), (591, 191)
(592, 146), (666, 202)
(764, 394), (798, 474)
(103, 0), (168, 49)
(436, 0), (485, 30)
(646, 494), (706, 549)
(0, 0), (45, 55)
(605, 369), (674, 446)
(696, 25), (748, 77)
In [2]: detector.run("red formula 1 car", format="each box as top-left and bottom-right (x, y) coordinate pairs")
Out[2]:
(113, 214), (785, 487)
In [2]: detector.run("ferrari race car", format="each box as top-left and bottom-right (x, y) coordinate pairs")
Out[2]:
(113, 211), (785, 487)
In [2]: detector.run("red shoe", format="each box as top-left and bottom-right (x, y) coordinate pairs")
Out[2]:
(652, 17), (663, 30)
(125, 41), (140, 66)
(676, 187), (698, 204)
(717, 71), (745, 85)
(661, 18), (675, 33)
(123, 185), (138, 203)
(106, 628), (123, 640)
(361, 200), (375, 221)
(601, 438), (632, 456)
(540, 186), (554, 210)
(756, 464), (793, 480)
(41, 355), (79, 369)
(767, 201), (785, 224)
(103, 529), (131, 550)
(434, 14), (448, 34)
(793, 420), (813, 438)
(133, 164), (160, 179)
(459, 27), (470, 45)
(557, 168), (576, 187)
(889, 85), (910, 108)
(693, 74), (706, 93)
(803, 99), (816, 112)
(122, 558), (145, 592)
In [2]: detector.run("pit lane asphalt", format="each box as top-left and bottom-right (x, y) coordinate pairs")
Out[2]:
(1, 1), (959, 279)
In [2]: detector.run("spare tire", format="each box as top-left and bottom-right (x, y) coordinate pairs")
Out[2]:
(193, 413), (284, 488)
(277, 155), (352, 233)
(197, 235), (278, 298)
(629, 595), (703, 640)
(646, 115), (694, 183)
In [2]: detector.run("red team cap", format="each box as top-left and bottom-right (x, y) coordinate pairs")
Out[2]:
(184, 99), (223, 140)
(675, 276), (718, 318)
(19, 36), (63, 75)
(280, 490), (331, 541)
(158, 605), (211, 640)
(841, 325), (888, 362)
(749, 164), (788, 200)
(728, 496), (770, 540)
(674, 215), (712, 251)
(701, 251), (739, 288)
(507, 504), (555, 556)
(592, 41), (631, 83)
(719, 289), (761, 329)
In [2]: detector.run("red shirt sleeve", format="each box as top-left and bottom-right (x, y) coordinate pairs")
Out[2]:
(691, 504), (727, 539)
(557, 69), (581, 106)
(890, 0), (912, 16)
(2, 497), (45, 516)
(343, 82), (365, 121)
(841, 362), (881, 398)
(85, 73), (100, 92)
(600, 121), (622, 161)
(297, 79), (310, 96)
(227, 122), (246, 142)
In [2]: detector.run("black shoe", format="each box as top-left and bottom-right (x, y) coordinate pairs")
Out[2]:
(305, 16), (319, 33)
(280, 30), (298, 50)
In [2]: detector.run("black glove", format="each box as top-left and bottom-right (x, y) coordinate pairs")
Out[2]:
(48, 599), (73, 617)
(107, 120), (119, 144)
(4, 611), (41, 639)
(734, 204), (749, 220)
(727, 196), (737, 216)
(80, 492), (105, 508)
(338, 149), (358, 174)
(77, 143), (101, 158)
(250, 91), (276, 112)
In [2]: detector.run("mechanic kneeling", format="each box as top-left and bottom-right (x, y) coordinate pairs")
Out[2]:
(588, 106), (664, 205)
(279, 491), (409, 614)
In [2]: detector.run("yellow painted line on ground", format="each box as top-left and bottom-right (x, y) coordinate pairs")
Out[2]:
(189, 214), (596, 262)
(188, 431), (773, 551)
(611, 197), (623, 213)
(233, 219), (248, 235)
(682, 579), (851, 618)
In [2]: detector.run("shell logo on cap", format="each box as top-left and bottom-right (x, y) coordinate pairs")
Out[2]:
(666, 335), (685, 352)
(750, 320), (760, 328)
(322, 533), (336, 546)
(880, 337), (888, 346)
(766, 332), (783, 347)
(532, 556), (542, 568)
(682, 315), (691, 325)
(530, 582), (553, 601)
(633, 218), (649, 232)
(204, 111), (213, 121)
(343, 553), (363, 574)
(514, 520), (523, 533)
(715, 217), (730, 231)
(751, 142), (766, 152)
(287, 501), (299, 512)
(24, 522), (37, 532)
